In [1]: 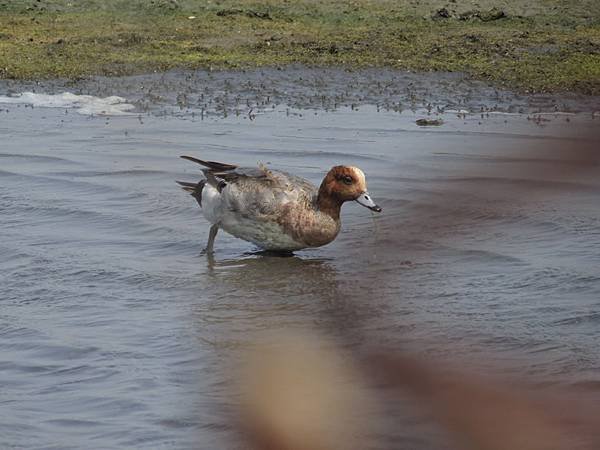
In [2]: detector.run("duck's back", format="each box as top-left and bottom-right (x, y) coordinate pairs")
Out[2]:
(224, 168), (317, 216)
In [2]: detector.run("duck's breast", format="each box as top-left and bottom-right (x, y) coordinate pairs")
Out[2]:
(277, 203), (341, 248)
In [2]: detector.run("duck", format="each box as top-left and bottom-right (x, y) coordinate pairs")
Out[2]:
(177, 156), (382, 253)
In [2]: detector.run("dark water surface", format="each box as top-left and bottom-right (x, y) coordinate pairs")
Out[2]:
(1, 69), (600, 449)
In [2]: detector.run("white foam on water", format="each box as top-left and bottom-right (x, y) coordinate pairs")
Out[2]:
(0, 92), (135, 115)
(445, 109), (471, 114)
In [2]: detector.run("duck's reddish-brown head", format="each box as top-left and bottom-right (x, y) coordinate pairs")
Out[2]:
(318, 166), (382, 214)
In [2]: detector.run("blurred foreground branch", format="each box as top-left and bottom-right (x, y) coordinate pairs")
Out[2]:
(238, 332), (600, 450)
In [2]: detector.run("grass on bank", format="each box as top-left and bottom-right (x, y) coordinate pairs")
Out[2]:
(0, 0), (599, 94)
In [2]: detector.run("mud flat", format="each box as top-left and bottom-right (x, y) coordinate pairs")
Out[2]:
(2, 67), (599, 119)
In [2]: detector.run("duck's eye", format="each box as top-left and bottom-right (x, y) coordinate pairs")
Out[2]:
(341, 175), (353, 185)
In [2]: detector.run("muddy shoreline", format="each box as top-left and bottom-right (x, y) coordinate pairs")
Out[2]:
(2, 67), (599, 119)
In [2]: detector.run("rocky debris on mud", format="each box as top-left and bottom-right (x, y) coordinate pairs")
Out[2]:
(216, 8), (273, 20)
(459, 7), (507, 21)
(432, 7), (451, 19)
(431, 6), (507, 21)
(416, 118), (444, 126)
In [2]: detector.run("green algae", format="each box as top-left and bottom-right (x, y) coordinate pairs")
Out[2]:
(1, 0), (599, 93)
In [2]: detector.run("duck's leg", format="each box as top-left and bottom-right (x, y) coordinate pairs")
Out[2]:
(205, 224), (219, 254)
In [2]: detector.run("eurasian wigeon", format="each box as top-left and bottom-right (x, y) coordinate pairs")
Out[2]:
(177, 156), (382, 253)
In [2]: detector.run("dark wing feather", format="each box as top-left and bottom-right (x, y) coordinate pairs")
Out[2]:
(180, 155), (237, 172)
(210, 168), (270, 183)
(180, 155), (243, 191)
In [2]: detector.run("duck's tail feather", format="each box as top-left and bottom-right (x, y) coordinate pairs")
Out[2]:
(176, 180), (206, 207)
(180, 155), (237, 172)
(176, 180), (197, 192)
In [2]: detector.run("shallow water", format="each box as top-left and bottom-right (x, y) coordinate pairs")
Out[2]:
(1, 69), (600, 449)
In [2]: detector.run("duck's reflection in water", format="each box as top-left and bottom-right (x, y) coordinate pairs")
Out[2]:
(190, 253), (355, 342)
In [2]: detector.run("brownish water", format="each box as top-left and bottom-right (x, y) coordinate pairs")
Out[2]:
(1, 68), (599, 449)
